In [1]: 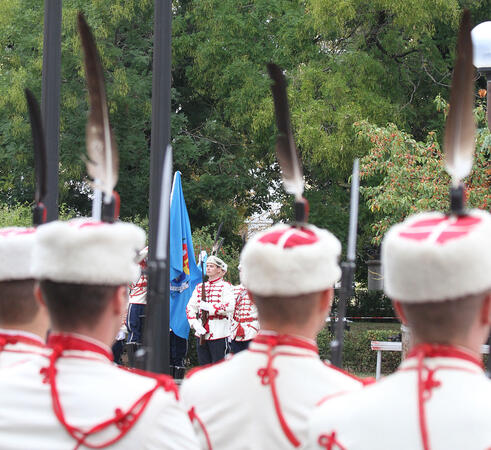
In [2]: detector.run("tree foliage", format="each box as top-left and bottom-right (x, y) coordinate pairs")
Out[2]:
(358, 97), (491, 244)
(0, 0), (489, 261)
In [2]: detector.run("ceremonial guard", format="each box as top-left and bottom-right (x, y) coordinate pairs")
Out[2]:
(307, 12), (491, 450)
(180, 223), (367, 449)
(0, 227), (50, 368)
(307, 210), (491, 450)
(230, 266), (259, 353)
(126, 246), (148, 344)
(186, 255), (235, 365)
(0, 219), (199, 449)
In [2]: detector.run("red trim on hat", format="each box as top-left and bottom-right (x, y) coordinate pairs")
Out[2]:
(399, 215), (483, 244)
(75, 221), (106, 228)
(43, 333), (177, 448)
(0, 227), (36, 237)
(258, 227), (319, 248)
(188, 407), (213, 450)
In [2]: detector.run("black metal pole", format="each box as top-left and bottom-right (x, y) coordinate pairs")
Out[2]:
(41, 0), (61, 222)
(147, 0), (172, 374)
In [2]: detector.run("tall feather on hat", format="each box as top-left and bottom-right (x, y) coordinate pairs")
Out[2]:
(25, 89), (48, 226)
(78, 13), (119, 223)
(267, 63), (308, 224)
(443, 10), (476, 215)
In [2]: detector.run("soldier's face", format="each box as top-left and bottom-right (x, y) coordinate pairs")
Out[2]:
(206, 263), (223, 280)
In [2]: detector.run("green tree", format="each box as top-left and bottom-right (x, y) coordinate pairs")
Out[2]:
(358, 97), (490, 243)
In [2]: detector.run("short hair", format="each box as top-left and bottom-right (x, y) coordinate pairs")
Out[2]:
(401, 291), (489, 343)
(39, 280), (119, 331)
(252, 291), (323, 327)
(0, 280), (38, 326)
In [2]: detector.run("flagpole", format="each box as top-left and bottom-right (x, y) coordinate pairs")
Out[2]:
(146, 0), (172, 374)
(41, 0), (61, 222)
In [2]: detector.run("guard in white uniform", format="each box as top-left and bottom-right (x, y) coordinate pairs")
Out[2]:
(230, 279), (259, 353)
(186, 255), (235, 365)
(127, 246), (148, 344)
(0, 227), (50, 368)
(306, 210), (491, 450)
(0, 219), (199, 449)
(181, 223), (368, 449)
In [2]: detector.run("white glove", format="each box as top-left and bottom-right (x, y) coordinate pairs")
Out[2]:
(190, 319), (207, 336)
(115, 330), (126, 341)
(199, 302), (214, 313)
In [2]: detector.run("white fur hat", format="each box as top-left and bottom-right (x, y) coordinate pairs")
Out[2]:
(241, 223), (341, 297)
(207, 255), (227, 272)
(32, 219), (146, 285)
(0, 227), (37, 281)
(382, 209), (491, 303)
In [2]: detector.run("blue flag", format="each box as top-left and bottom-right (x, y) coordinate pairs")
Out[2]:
(169, 172), (202, 339)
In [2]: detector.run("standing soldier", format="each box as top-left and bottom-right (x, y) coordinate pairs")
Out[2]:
(230, 265), (259, 353)
(306, 210), (491, 450)
(0, 219), (199, 449)
(180, 223), (368, 449)
(0, 227), (50, 368)
(186, 255), (235, 365)
(127, 246), (148, 344)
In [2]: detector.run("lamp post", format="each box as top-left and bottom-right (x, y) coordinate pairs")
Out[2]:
(471, 21), (491, 132)
(471, 20), (491, 377)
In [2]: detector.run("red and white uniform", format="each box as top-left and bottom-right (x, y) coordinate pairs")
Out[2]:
(129, 272), (147, 305)
(0, 328), (48, 369)
(230, 285), (259, 341)
(0, 333), (199, 449)
(186, 278), (235, 340)
(306, 344), (491, 450)
(180, 331), (367, 449)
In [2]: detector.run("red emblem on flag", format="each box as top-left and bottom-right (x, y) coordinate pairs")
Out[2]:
(183, 243), (190, 275)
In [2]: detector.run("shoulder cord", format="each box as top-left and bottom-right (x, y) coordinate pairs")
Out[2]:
(40, 346), (177, 449)
(255, 335), (301, 448)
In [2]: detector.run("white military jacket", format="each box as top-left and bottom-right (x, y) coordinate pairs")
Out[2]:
(129, 272), (147, 305)
(230, 285), (259, 341)
(186, 278), (235, 340)
(0, 332), (199, 449)
(180, 331), (366, 449)
(306, 344), (491, 450)
(0, 328), (48, 369)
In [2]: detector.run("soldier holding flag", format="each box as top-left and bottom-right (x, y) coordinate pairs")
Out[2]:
(186, 254), (235, 365)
